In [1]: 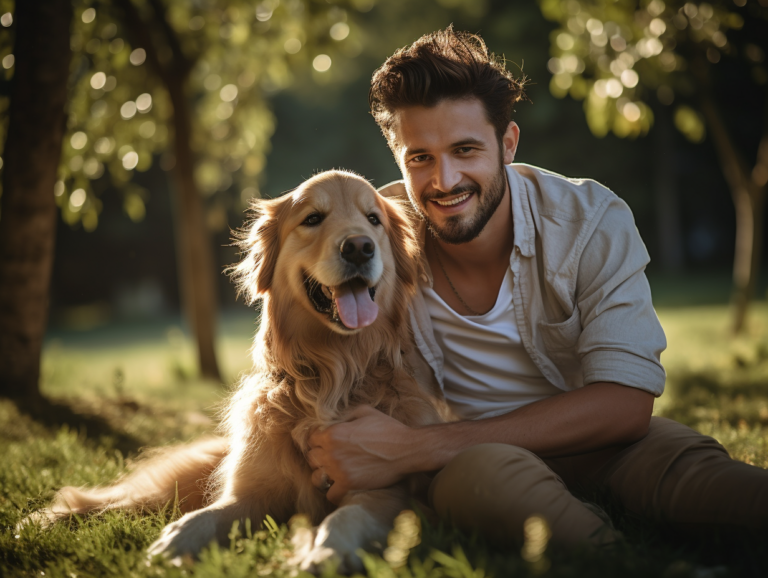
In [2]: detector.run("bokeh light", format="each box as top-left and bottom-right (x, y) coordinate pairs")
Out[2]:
(90, 72), (106, 90)
(81, 8), (95, 24)
(620, 69), (639, 88)
(622, 102), (641, 122)
(136, 93), (152, 112)
(2, 55), (13, 69)
(70, 132), (88, 150)
(0, 13), (12, 27)
(330, 22), (350, 41)
(284, 38), (302, 54)
(94, 137), (114, 155)
(69, 188), (86, 210)
(129, 48), (146, 66)
(121, 101), (137, 119)
(313, 54), (332, 72)
(255, 4), (273, 21)
(122, 151), (139, 170)
(220, 84), (238, 102)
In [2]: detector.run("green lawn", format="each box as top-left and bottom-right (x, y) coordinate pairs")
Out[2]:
(2, 303), (768, 577)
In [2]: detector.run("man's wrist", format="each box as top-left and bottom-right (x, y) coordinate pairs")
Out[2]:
(399, 422), (462, 475)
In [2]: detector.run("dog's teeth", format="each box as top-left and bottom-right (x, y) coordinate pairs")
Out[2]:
(321, 285), (333, 300)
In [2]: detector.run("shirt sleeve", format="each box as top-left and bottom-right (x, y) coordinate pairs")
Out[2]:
(575, 197), (667, 396)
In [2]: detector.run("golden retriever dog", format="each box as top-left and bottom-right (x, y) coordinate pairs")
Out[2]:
(36, 170), (445, 572)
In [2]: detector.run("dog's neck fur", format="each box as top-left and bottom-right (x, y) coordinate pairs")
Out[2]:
(223, 288), (417, 453)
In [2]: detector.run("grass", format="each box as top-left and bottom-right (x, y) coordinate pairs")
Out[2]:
(2, 303), (768, 577)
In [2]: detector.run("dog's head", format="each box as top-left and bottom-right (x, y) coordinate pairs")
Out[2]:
(231, 170), (419, 336)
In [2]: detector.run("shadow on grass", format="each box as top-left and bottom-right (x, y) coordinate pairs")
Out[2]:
(662, 369), (768, 429)
(7, 394), (145, 456)
(410, 501), (768, 578)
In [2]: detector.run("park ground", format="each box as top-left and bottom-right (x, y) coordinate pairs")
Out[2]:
(2, 277), (768, 577)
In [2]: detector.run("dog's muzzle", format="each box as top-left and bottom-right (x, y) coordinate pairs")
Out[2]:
(304, 274), (378, 331)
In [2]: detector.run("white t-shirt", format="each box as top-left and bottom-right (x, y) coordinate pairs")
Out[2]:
(423, 267), (562, 420)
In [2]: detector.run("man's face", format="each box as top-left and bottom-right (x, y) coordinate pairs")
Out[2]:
(391, 98), (519, 244)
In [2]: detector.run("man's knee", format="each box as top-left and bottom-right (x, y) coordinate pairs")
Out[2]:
(428, 443), (614, 546)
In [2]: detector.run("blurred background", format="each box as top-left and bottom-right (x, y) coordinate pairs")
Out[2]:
(0, 0), (766, 414)
(2, 4), (768, 574)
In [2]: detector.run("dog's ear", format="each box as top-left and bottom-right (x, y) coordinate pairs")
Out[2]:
(380, 196), (420, 293)
(228, 195), (291, 303)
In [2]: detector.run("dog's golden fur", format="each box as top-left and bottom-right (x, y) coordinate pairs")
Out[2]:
(41, 170), (445, 571)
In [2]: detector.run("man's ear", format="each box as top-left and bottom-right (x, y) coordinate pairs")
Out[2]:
(228, 195), (291, 304)
(502, 121), (520, 165)
(380, 195), (419, 294)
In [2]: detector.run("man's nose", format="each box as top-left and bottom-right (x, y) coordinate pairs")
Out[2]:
(432, 156), (462, 193)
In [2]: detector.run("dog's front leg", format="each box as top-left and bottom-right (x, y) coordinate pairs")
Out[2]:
(295, 485), (411, 574)
(147, 499), (251, 562)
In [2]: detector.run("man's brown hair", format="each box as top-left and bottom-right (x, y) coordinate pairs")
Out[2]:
(369, 26), (526, 147)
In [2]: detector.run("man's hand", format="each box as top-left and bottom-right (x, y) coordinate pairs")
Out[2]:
(307, 406), (414, 504)
(305, 382), (653, 505)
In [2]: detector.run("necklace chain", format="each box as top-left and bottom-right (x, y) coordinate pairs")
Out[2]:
(431, 235), (482, 316)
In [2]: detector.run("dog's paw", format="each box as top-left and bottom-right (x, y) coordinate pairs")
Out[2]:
(291, 526), (364, 575)
(16, 509), (58, 531)
(147, 511), (218, 562)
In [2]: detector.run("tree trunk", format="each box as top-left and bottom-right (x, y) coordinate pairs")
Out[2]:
(653, 107), (684, 271)
(697, 86), (766, 334)
(0, 0), (72, 399)
(167, 80), (222, 381)
(731, 185), (765, 333)
(115, 0), (221, 381)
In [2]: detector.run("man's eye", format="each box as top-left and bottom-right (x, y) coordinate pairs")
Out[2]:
(368, 214), (381, 226)
(302, 213), (324, 226)
(409, 155), (429, 164)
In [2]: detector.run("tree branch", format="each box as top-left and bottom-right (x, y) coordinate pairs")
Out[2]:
(113, 0), (170, 86)
(146, 0), (196, 79)
(691, 55), (751, 195)
(752, 94), (768, 189)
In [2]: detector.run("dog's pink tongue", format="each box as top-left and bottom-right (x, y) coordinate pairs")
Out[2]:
(334, 280), (378, 329)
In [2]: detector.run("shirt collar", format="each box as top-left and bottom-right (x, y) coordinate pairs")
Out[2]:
(506, 164), (535, 258)
(398, 164), (535, 287)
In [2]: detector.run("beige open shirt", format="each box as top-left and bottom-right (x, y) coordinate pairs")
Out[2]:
(378, 163), (667, 400)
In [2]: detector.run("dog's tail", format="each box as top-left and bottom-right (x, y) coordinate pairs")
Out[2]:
(37, 437), (228, 525)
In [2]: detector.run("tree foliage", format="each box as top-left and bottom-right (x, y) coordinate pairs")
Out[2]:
(0, 0), (370, 231)
(540, 0), (768, 332)
(539, 0), (758, 140)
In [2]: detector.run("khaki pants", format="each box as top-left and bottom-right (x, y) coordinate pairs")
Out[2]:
(428, 417), (768, 546)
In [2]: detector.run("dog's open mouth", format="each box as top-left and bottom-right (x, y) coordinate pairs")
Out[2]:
(304, 274), (378, 330)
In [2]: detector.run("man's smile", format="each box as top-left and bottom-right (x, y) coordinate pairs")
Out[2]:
(427, 191), (475, 214)
(433, 192), (472, 207)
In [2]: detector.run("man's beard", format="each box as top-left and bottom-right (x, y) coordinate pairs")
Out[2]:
(414, 164), (507, 245)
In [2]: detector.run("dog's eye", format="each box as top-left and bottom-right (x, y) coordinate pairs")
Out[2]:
(302, 213), (324, 227)
(367, 214), (381, 226)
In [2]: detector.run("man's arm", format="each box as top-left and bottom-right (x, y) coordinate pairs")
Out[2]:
(308, 381), (653, 504)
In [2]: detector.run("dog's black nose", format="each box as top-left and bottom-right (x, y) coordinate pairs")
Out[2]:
(340, 235), (375, 266)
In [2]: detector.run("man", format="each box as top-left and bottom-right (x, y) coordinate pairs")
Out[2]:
(307, 28), (768, 545)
